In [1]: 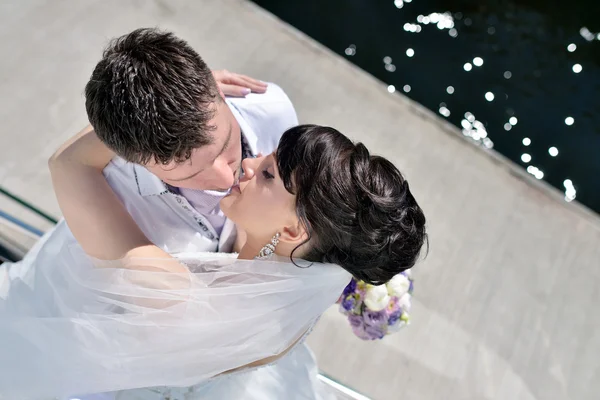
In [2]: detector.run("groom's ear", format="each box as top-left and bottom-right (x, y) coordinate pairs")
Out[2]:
(279, 220), (309, 245)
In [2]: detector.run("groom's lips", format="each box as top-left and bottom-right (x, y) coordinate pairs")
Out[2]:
(226, 165), (244, 195)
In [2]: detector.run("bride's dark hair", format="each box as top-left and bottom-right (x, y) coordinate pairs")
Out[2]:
(277, 125), (428, 285)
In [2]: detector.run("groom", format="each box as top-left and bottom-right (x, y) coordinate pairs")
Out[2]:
(0, 28), (321, 398)
(46, 27), (298, 257)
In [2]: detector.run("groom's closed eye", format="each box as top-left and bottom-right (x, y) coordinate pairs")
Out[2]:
(168, 123), (233, 182)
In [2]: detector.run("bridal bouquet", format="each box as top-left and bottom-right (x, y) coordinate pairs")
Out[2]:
(338, 271), (414, 340)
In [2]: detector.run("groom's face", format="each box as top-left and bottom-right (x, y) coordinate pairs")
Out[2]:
(145, 100), (243, 191)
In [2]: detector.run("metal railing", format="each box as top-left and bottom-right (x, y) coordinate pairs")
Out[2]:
(0, 186), (50, 263)
(0, 186), (58, 225)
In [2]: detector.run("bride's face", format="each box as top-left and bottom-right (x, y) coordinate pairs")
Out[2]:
(220, 154), (298, 241)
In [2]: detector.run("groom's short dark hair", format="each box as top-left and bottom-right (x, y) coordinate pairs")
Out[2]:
(85, 28), (220, 165)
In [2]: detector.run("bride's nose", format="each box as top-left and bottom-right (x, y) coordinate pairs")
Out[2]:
(240, 157), (259, 182)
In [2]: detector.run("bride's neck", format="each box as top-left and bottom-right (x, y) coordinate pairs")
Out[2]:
(237, 240), (261, 260)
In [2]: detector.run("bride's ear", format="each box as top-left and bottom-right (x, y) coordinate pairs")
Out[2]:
(279, 220), (309, 245)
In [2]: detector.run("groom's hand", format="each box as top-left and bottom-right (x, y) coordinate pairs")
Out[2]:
(212, 70), (268, 97)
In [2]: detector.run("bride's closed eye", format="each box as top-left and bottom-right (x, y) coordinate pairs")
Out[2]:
(262, 169), (275, 180)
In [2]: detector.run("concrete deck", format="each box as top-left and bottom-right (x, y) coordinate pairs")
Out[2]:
(1, 1), (599, 399)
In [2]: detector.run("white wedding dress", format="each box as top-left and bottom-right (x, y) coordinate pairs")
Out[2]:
(0, 241), (351, 400)
(85, 342), (330, 400)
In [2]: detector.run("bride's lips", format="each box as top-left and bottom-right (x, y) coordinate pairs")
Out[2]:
(230, 184), (241, 194)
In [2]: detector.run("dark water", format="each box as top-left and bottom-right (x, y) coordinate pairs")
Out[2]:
(252, 0), (600, 213)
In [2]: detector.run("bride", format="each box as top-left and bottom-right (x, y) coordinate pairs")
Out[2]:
(0, 125), (427, 399)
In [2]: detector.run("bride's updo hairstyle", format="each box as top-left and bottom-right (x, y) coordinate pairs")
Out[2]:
(277, 125), (428, 285)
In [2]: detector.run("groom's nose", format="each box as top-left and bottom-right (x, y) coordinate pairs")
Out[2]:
(210, 158), (236, 189)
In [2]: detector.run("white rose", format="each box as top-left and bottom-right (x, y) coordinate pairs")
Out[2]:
(364, 284), (390, 312)
(386, 274), (411, 298)
(398, 293), (411, 311)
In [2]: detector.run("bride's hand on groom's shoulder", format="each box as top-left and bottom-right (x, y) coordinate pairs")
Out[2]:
(212, 69), (268, 97)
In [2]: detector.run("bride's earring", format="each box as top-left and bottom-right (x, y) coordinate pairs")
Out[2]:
(256, 233), (281, 259)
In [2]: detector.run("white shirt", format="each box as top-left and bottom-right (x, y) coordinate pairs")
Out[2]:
(176, 188), (228, 234)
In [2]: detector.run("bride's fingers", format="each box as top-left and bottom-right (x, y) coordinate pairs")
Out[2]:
(237, 75), (268, 93)
(224, 75), (266, 95)
(213, 70), (267, 96)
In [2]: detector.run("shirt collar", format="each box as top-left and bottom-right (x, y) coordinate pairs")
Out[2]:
(133, 164), (169, 197)
(226, 98), (258, 155)
(134, 100), (256, 197)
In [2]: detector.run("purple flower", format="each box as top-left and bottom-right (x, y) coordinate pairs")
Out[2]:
(342, 295), (356, 312)
(409, 279), (414, 294)
(363, 309), (388, 327)
(348, 314), (363, 328)
(364, 324), (386, 340)
(342, 279), (357, 296)
(349, 313), (387, 340)
(388, 309), (402, 326)
(387, 296), (400, 313)
(351, 324), (371, 340)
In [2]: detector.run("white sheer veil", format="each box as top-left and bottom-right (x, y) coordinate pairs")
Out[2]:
(0, 243), (350, 399)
